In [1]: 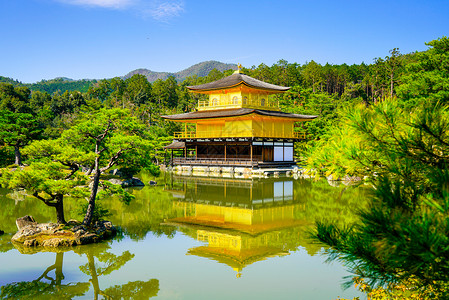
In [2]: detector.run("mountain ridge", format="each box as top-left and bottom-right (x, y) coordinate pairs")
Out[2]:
(0, 61), (238, 93)
(123, 60), (238, 82)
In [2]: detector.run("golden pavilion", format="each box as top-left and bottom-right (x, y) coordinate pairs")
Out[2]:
(162, 66), (317, 169)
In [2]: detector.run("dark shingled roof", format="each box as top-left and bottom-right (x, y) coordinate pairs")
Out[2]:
(187, 73), (290, 92)
(162, 108), (317, 121)
(164, 141), (185, 149)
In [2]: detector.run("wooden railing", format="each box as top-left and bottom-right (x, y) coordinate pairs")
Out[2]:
(173, 157), (257, 166)
(198, 96), (279, 111)
(173, 129), (307, 140)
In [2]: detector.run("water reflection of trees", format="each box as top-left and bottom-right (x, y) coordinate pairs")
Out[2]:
(0, 234), (14, 253)
(162, 175), (369, 276)
(0, 251), (89, 299)
(0, 173), (369, 243)
(0, 243), (159, 300)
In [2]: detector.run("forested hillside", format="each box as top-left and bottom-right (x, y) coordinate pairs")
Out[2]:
(1, 60), (237, 94)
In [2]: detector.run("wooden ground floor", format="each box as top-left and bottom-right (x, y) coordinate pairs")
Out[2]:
(166, 138), (298, 168)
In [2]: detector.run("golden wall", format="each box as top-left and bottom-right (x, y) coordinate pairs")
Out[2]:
(177, 117), (302, 139)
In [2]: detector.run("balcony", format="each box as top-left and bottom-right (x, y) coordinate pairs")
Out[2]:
(173, 157), (256, 166)
(198, 96), (280, 111)
(173, 130), (307, 140)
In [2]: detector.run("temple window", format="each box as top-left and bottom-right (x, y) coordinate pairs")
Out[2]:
(212, 98), (218, 106)
(243, 96), (248, 105)
(232, 96), (238, 104)
(261, 98), (266, 106)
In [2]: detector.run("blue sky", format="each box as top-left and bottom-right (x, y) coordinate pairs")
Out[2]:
(1, 0), (448, 83)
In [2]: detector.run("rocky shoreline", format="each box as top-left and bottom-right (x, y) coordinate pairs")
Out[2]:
(12, 216), (116, 248)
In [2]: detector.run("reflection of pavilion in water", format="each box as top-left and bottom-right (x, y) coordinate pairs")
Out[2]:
(165, 176), (311, 277)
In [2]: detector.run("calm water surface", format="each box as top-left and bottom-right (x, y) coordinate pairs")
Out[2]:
(0, 173), (369, 299)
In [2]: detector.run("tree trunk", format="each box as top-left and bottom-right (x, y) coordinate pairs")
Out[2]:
(87, 251), (101, 300)
(55, 194), (66, 224)
(390, 72), (394, 99)
(14, 144), (22, 166)
(54, 252), (65, 285)
(83, 156), (101, 226)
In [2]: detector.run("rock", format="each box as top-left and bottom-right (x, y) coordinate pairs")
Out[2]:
(327, 180), (341, 187)
(23, 239), (38, 247)
(77, 233), (98, 245)
(131, 177), (145, 186)
(343, 175), (362, 182)
(12, 222), (59, 243)
(74, 230), (85, 237)
(66, 219), (81, 226)
(122, 180), (131, 187)
(16, 215), (37, 230)
(108, 178), (123, 186)
(0, 229), (4, 235)
(109, 168), (123, 176)
(122, 177), (145, 187)
(12, 219), (116, 248)
(326, 174), (340, 181)
(342, 175), (362, 185)
(149, 180), (157, 186)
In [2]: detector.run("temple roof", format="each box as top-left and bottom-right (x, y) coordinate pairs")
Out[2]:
(187, 73), (290, 92)
(162, 108), (317, 121)
(164, 141), (185, 149)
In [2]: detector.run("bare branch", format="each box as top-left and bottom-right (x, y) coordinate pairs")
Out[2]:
(64, 164), (79, 180)
(97, 120), (113, 142)
(99, 146), (133, 173)
(32, 192), (57, 207)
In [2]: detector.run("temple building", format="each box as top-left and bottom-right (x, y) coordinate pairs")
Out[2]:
(162, 66), (317, 170)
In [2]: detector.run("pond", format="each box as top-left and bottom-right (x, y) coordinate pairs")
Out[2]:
(0, 172), (370, 299)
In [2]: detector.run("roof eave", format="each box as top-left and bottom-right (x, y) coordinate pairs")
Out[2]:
(187, 81), (290, 94)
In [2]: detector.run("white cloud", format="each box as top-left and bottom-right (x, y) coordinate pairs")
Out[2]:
(56, 0), (185, 22)
(147, 1), (184, 21)
(57, 0), (135, 9)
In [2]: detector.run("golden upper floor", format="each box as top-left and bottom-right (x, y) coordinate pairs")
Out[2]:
(163, 108), (316, 140)
(197, 90), (280, 111)
(187, 71), (289, 111)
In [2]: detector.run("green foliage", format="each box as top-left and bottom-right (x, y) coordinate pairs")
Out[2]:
(27, 78), (95, 94)
(103, 279), (159, 299)
(1, 161), (88, 199)
(312, 99), (449, 297)
(98, 181), (135, 205)
(0, 146), (14, 167)
(0, 110), (42, 146)
(145, 163), (161, 177)
(78, 199), (111, 223)
(0, 280), (90, 299)
(0, 76), (22, 86)
(0, 137), (92, 223)
(396, 36), (449, 108)
(0, 83), (31, 113)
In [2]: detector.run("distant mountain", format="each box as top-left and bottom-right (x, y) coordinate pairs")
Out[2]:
(124, 69), (174, 82)
(0, 61), (238, 94)
(124, 60), (238, 82)
(53, 77), (75, 81)
(175, 61), (238, 80)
